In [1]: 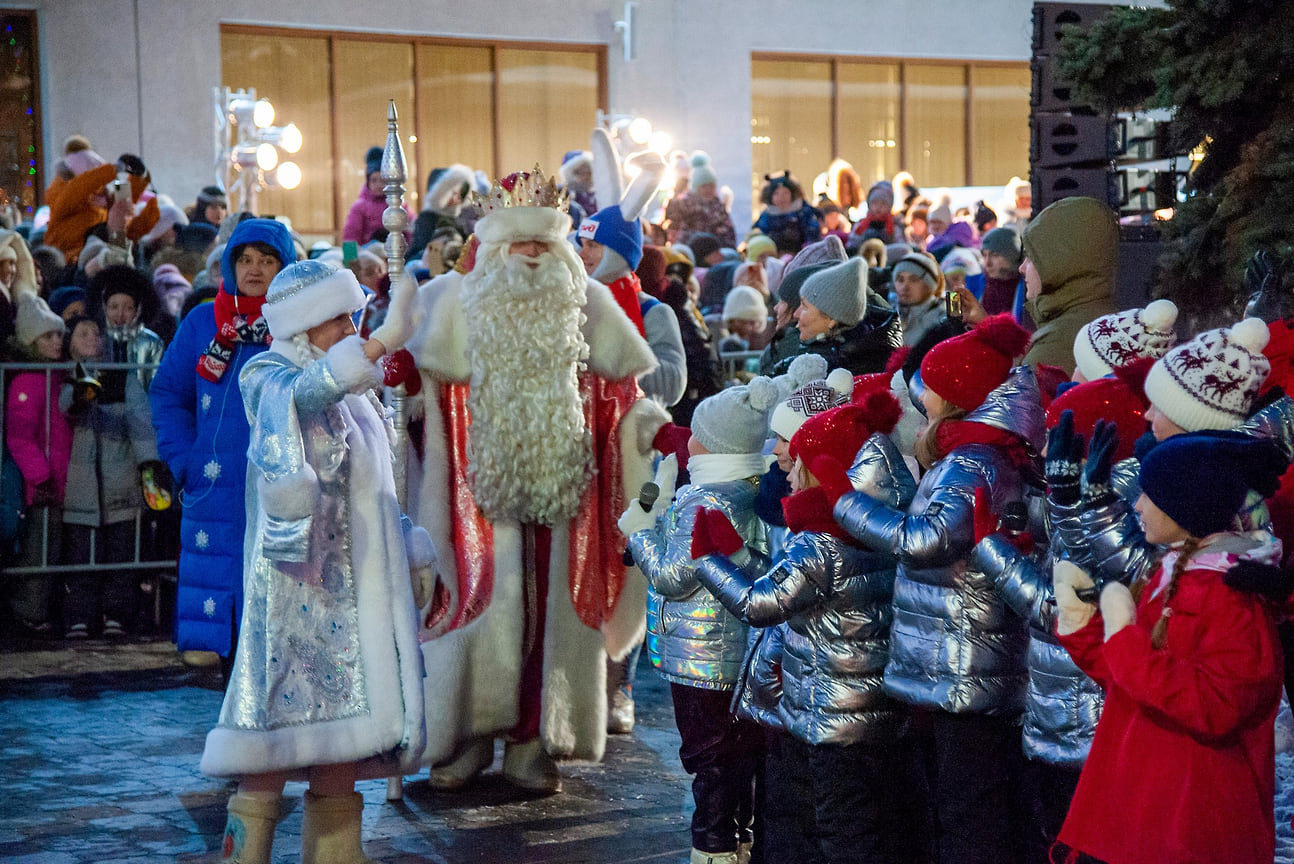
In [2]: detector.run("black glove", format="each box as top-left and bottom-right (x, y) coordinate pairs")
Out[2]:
(1044, 410), (1084, 506)
(1223, 559), (1294, 604)
(1244, 249), (1294, 323)
(1081, 419), (1120, 506)
(1245, 249), (1274, 298)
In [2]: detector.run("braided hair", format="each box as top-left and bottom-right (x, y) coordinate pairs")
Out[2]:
(1131, 535), (1200, 650)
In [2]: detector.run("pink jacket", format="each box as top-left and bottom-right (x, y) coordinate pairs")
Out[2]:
(6, 369), (72, 505)
(342, 185), (414, 245)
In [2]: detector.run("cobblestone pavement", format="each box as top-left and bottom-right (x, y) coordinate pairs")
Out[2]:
(0, 636), (693, 863)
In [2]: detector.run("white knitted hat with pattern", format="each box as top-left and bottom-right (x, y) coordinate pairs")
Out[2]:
(1143, 317), (1271, 432)
(768, 368), (854, 441)
(1073, 298), (1179, 381)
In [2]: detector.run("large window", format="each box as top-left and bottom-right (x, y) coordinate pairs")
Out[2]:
(0, 11), (40, 218)
(752, 56), (1028, 218)
(222, 27), (606, 237)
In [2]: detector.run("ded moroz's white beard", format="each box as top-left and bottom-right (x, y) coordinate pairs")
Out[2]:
(460, 241), (592, 525)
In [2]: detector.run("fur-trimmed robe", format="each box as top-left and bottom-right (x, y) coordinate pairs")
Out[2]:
(407, 270), (663, 766)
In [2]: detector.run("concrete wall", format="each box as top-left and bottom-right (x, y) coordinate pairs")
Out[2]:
(25, 0), (1118, 232)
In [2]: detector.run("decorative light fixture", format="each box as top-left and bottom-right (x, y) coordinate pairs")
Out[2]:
(214, 86), (304, 214)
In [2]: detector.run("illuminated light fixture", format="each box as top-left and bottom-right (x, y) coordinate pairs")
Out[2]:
(274, 161), (302, 190)
(648, 130), (672, 155)
(278, 123), (303, 154)
(230, 96), (275, 129)
(628, 117), (652, 145)
(256, 143), (279, 171)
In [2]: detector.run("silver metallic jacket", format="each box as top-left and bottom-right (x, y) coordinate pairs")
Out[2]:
(733, 623), (785, 730)
(630, 477), (768, 690)
(1080, 395), (1293, 586)
(835, 367), (1044, 716)
(105, 324), (165, 391)
(698, 433), (914, 745)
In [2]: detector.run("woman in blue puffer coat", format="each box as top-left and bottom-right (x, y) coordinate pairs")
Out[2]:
(149, 218), (296, 665)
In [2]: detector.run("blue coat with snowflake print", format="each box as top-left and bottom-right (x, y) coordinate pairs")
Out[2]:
(150, 302), (269, 656)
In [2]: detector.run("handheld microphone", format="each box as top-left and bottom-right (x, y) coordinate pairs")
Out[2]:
(622, 481), (662, 565)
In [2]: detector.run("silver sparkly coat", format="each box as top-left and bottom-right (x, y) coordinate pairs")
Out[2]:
(696, 433), (914, 745)
(732, 623), (785, 729)
(631, 477), (768, 690)
(200, 342), (425, 779)
(1080, 396), (1292, 586)
(835, 367), (1044, 716)
(104, 323), (165, 391)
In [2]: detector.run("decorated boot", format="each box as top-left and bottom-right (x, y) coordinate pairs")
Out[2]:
(502, 738), (562, 794)
(218, 793), (279, 864)
(300, 790), (372, 864)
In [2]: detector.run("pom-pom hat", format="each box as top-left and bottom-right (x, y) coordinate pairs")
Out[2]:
(789, 389), (903, 469)
(1073, 299), (1178, 381)
(769, 368), (854, 441)
(690, 152), (718, 190)
(1139, 430), (1288, 538)
(799, 258), (868, 327)
(691, 376), (781, 454)
(14, 295), (65, 346)
(1045, 357), (1153, 463)
(262, 259), (367, 343)
(1143, 317), (1271, 432)
(920, 313), (1031, 412)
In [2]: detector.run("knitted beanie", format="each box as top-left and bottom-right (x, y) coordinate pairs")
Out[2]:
(745, 234), (776, 263)
(928, 193), (953, 226)
(364, 146), (384, 178)
(799, 258), (868, 327)
(893, 252), (940, 293)
(14, 294), (65, 346)
(690, 152), (718, 190)
(1143, 317), (1271, 432)
(1045, 360), (1152, 463)
(789, 389), (903, 469)
(1073, 299), (1179, 381)
(262, 259), (367, 342)
(691, 376), (781, 454)
(769, 367), (853, 441)
(980, 227), (1023, 267)
(1261, 319), (1294, 396)
(1139, 430), (1288, 538)
(771, 353), (829, 403)
(688, 233), (721, 265)
(723, 285), (768, 327)
(940, 247), (982, 277)
(142, 197), (190, 246)
(777, 261), (833, 308)
(920, 313), (1031, 411)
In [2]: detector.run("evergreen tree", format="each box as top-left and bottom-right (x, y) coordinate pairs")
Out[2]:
(1057, 0), (1294, 328)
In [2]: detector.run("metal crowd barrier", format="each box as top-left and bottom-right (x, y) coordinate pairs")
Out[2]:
(0, 361), (176, 615)
(717, 349), (763, 382)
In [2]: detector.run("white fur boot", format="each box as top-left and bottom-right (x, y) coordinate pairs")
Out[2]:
(689, 849), (739, 864)
(428, 737), (494, 791)
(300, 791), (372, 864)
(502, 738), (562, 794)
(218, 793), (279, 864)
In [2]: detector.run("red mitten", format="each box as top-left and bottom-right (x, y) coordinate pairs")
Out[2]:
(809, 455), (853, 507)
(973, 487), (998, 544)
(704, 508), (744, 557)
(381, 348), (422, 396)
(689, 507), (715, 559)
(652, 422), (692, 469)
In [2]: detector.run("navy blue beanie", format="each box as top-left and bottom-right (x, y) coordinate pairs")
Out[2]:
(1139, 430), (1288, 538)
(578, 204), (642, 270)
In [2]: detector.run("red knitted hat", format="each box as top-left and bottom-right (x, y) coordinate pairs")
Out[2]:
(1262, 319), (1294, 397)
(919, 314), (1031, 412)
(790, 390), (902, 469)
(1044, 359), (1152, 463)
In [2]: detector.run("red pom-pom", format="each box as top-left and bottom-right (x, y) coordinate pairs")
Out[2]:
(975, 313), (1031, 359)
(883, 345), (911, 377)
(856, 389), (902, 437)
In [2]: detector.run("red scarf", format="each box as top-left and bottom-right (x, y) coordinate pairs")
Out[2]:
(197, 290), (271, 383)
(605, 272), (646, 337)
(783, 486), (858, 544)
(934, 418), (1037, 473)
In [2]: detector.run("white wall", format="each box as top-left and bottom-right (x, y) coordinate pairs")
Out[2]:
(29, 0), (1117, 232)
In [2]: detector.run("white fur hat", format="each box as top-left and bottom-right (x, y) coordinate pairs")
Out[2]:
(262, 259), (366, 342)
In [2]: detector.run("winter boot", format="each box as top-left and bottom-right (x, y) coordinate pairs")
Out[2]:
(607, 685), (635, 734)
(428, 736), (494, 791)
(689, 849), (739, 864)
(736, 840), (752, 864)
(218, 793), (279, 864)
(301, 790), (372, 864)
(502, 738), (562, 794)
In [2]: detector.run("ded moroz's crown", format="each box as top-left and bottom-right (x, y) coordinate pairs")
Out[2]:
(472, 165), (570, 215)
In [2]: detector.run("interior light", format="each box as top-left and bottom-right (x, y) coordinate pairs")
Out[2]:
(253, 99), (275, 129)
(628, 117), (652, 145)
(256, 143), (279, 171)
(648, 130), (672, 155)
(275, 161), (302, 190)
(279, 123), (302, 154)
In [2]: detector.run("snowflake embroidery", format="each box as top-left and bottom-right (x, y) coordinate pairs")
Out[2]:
(203, 596), (216, 618)
(204, 460), (221, 480)
(202, 393), (212, 412)
(195, 530), (210, 549)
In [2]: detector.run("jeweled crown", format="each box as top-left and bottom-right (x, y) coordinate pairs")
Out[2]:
(472, 165), (570, 215)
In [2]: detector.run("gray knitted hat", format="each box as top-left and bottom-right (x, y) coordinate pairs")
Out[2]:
(980, 227), (1023, 267)
(799, 258), (868, 327)
(691, 376), (781, 454)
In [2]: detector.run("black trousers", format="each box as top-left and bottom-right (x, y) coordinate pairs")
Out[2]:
(670, 682), (761, 854)
(928, 710), (1027, 864)
(1022, 759), (1082, 864)
(62, 521), (136, 631)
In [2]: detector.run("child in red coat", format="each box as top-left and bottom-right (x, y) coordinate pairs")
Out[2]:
(1052, 430), (1289, 864)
